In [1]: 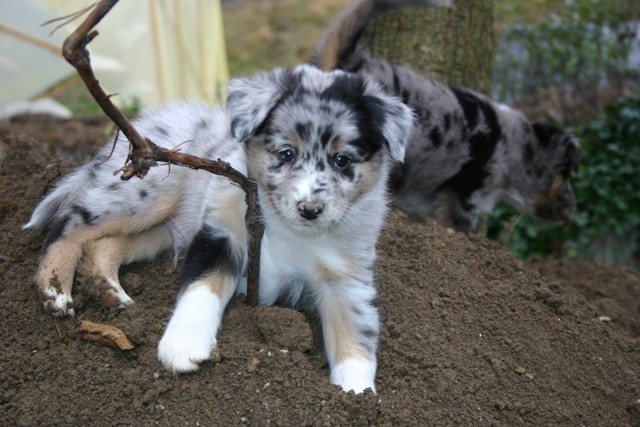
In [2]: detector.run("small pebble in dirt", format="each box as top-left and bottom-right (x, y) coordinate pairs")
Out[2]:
(492, 399), (507, 411)
(514, 367), (526, 375)
(246, 357), (260, 373)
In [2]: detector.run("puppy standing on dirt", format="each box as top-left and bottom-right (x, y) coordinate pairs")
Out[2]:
(311, 0), (581, 232)
(24, 64), (414, 393)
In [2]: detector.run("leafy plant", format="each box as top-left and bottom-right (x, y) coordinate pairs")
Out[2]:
(566, 95), (640, 261)
(493, 0), (640, 124)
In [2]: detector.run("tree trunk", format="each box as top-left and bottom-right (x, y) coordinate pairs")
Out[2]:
(360, 0), (495, 95)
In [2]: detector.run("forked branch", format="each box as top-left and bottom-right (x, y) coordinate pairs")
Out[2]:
(57, 0), (262, 306)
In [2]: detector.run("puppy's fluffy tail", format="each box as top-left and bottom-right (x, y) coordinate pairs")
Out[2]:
(310, 0), (451, 71)
(22, 167), (91, 230)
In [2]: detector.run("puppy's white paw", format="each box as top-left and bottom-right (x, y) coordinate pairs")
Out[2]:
(157, 324), (216, 373)
(94, 278), (134, 309)
(40, 287), (75, 318)
(157, 286), (222, 373)
(331, 358), (377, 394)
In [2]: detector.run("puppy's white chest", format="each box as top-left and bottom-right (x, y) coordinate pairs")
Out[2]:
(258, 230), (350, 302)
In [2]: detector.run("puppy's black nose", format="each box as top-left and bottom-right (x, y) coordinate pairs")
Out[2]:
(297, 201), (324, 220)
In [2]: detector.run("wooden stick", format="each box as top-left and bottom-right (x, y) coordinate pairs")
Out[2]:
(57, 0), (262, 306)
(0, 22), (61, 55)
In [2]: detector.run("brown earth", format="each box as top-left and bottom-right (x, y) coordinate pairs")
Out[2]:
(0, 115), (639, 426)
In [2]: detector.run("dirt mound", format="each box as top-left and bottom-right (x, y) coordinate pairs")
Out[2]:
(0, 117), (638, 426)
(532, 259), (640, 344)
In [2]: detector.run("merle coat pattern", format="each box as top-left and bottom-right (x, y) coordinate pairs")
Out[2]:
(24, 64), (415, 394)
(310, 0), (582, 232)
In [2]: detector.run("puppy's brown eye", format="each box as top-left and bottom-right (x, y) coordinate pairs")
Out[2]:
(334, 154), (351, 168)
(278, 149), (295, 162)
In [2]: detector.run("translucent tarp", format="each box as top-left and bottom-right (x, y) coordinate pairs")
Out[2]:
(0, 0), (228, 110)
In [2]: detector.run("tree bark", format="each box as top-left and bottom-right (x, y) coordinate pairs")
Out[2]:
(360, 0), (495, 95)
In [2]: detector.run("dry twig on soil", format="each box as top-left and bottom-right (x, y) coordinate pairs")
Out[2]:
(51, 0), (262, 306)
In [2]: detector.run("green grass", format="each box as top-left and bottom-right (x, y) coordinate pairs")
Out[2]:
(223, 0), (349, 77)
(494, 0), (562, 27)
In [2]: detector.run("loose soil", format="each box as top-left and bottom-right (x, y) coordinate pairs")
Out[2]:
(1, 115), (639, 426)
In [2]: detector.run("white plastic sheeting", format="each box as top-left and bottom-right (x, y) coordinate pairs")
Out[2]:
(0, 1), (71, 109)
(0, 0), (228, 110)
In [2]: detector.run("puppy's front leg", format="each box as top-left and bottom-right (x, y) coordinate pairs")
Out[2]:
(157, 193), (247, 372)
(317, 274), (380, 394)
(157, 226), (245, 372)
(434, 190), (477, 233)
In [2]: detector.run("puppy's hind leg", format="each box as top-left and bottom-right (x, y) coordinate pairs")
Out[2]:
(83, 224), (174, 308)
(36, 233), (82, 318)
(36, 219), (105, 317)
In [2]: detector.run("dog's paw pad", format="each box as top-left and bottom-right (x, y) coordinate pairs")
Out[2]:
(331, 358), (377, 394)
(157, 285), (222, 373)
(157, 330), (216, 373)
(91, 278), (134, 309)
(40, 288), (74, 318)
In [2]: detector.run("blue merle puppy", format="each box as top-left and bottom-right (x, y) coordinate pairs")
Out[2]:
(310, 0), (581, 232)
(23, 64), (415, 394)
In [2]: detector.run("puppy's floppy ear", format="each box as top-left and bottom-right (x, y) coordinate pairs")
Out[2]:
(533, 122), (582, 175)
(363, 80), (416, 162)
(226, 67), (297, 142)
